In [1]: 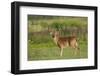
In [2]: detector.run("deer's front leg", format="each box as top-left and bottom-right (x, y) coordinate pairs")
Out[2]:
(60, 48), (63, 56)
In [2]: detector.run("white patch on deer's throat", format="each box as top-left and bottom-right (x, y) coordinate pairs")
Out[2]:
(53, 37), (58, 45)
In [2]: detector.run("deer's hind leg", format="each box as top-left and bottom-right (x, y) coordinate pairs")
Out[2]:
(70, 41), (79, 56)
(74, 42), (80, 56)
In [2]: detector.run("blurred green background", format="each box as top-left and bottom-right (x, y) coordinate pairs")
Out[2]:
(28, 15), (88, 61)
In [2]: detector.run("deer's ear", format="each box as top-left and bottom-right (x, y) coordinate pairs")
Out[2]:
(48, 27), (50, 32)
(48, 27), (53, 32)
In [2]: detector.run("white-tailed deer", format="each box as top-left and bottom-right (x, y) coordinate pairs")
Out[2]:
(49, 29), (79, 56)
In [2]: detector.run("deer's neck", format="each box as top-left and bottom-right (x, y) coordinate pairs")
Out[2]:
(53, 36), (59, 45)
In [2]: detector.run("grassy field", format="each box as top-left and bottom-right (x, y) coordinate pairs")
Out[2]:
(28, 41), (87, 61)
(28, 15), (88, 61)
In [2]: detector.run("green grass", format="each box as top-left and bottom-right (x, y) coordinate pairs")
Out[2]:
(28, 41), (88, 61)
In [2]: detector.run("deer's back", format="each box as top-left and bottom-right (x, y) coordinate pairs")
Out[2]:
(57, 36), (77, 48)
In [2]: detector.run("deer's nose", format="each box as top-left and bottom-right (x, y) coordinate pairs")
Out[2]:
(52, 35), (55, 38)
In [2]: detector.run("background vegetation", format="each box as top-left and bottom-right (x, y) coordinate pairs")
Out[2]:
(28, 15), (88, 61)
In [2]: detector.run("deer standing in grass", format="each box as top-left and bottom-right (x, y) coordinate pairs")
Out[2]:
(49, 29), (79, 56)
